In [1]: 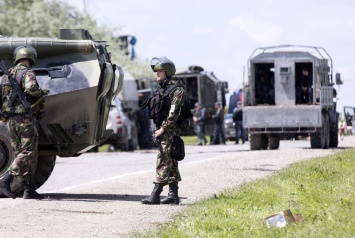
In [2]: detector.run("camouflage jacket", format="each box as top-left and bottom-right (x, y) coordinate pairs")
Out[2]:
(160, 78), (185, 132)
(0, 63), (42, 116)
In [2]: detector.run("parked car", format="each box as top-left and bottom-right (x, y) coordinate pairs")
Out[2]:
(224, 113), (236, 141)
(105, 97), (138, 151)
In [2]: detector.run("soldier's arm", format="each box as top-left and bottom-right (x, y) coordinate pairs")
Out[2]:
(160, 87), (185, 131)
(23, 70), (42, 97)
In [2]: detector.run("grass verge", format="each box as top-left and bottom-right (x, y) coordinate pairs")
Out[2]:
(136, 149), (355, 238)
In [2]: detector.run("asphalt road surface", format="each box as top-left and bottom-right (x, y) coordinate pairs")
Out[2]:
(0, 137), (354, 237)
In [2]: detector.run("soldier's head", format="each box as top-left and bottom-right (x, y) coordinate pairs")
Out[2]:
(151, 57), (176, 81)
(214, 102), (221, 108)
(13, 45), (37, 66)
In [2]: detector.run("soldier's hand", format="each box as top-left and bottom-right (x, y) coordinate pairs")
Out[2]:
(155, 127), (164, 138)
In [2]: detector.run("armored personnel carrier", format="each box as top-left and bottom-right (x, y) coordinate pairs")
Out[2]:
(175, 66), (229, 137)
(243, 45), (342, 150)
(0, 29), (123, 195)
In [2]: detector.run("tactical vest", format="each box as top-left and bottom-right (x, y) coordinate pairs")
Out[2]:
(141, 81), (185, 128)
(1, 68), (48, 119)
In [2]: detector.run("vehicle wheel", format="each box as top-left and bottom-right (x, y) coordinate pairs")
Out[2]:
(323, 113), (330, 149)
(261, 134), (268, 150)
(268, 136), (280, 150)
(249, 134), (263, 150)
(311, 112), (329, 149)
(0, 125), (14, 198)
(329, 124), (339, 148)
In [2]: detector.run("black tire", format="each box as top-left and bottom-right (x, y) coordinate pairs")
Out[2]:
(250, 134), (263, 150)
(310, 112), (330, 149)
(268, 136), (280, 150)
(329, 121), (339, 148)
(261, 134), (268, 150)
(324, 113), (330, 149)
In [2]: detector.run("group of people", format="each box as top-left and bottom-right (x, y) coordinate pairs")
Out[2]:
(193, 100), (245, 146)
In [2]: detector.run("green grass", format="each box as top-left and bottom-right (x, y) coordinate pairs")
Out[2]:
(136, 149), (355, 238)
(181, 136), (198, 145)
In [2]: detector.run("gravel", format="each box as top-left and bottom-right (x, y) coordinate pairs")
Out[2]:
(0, 137), (353, 237)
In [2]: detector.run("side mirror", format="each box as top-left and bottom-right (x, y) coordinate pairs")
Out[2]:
(335, 73), (343, 85)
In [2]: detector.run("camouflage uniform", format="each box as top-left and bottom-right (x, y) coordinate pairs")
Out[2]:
(0, 63), (42, 182)
(154, 78), (185, 184)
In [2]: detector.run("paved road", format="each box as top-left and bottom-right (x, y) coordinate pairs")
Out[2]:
(0, 137), (354, 237)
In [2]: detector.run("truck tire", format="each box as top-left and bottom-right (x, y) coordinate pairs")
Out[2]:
(250, 134), (268, 150)
(329, 123), (339, 148)
(261, 134), (268, 150)
(268, 136), (280, 150)
(311, 112), (330, 149)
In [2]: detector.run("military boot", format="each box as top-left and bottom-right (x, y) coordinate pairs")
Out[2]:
(23, 180), (44, 200)
(0, 173), (16, 199)
(141, 183), (164, 205)
(161, 184), (179, 205)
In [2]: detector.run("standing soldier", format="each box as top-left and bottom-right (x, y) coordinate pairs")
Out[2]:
(140, 57), (185, 205)
(0, 45), (47, 199)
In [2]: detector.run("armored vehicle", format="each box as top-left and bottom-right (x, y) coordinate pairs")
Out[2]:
(175, 66), (229, 137)
(0, 29), (123, 196)
(243, 45), (341, 150)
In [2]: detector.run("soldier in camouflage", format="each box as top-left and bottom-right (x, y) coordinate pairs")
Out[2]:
(141, 57), (185, 205)
(0, 45), (45, 199)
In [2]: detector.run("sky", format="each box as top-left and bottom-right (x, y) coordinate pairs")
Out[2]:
(61, 0), (355, 116)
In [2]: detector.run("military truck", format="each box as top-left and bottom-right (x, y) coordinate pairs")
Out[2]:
(243, 45), (342, 150)
(0, 29), (123, 196)
(175, 66), (229, 137)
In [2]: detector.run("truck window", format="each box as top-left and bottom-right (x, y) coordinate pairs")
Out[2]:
(254, 63), (275, 105)
(295, 62), (313, 105)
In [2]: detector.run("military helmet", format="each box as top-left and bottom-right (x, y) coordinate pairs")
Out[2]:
(150, 57), (176, 77)
(13, 45), (37, 65)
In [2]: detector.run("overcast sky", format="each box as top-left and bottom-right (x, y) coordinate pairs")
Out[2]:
(61, 0), (355, 115)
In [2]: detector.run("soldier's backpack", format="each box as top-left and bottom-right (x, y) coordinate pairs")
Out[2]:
(141, 81), (194, 128)
(163, 82), (194, 128)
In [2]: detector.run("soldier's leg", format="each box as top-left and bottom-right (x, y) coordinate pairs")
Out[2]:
(0, 118), (21, 199)
(9, 120), (43, 199)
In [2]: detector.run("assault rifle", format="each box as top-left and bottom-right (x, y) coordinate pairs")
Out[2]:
(0, 60), (38, 127)
(151, 126), (159, 145)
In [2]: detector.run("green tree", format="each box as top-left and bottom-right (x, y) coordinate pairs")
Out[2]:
(0, 0), (154, 79)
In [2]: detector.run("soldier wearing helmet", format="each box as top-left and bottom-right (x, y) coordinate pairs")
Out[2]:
(0, 45), (46, 200)
(141, 57), (185, 205)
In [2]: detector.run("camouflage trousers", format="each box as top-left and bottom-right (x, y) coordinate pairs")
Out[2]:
(154, 131), (181, 185)
(7, 115), (38, 182)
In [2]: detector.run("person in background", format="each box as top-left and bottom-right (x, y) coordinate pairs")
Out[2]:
(193, 102), (207, 145)
(211, 102), (225, 145)
(296, 68), (313, 104)
(232, 101), (245, 144)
